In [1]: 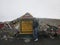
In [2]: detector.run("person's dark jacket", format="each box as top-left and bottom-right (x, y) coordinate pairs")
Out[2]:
(33, 21), (38, 29)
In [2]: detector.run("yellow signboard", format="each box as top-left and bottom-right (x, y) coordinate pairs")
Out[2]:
(20, 20), (33, 34)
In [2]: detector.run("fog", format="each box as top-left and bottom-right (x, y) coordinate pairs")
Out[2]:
(0, 0), (60, 22)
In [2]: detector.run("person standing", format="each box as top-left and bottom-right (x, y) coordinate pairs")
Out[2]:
(33, 19), (39, 41)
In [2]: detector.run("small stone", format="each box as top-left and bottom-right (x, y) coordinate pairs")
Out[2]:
(24, 39), (30, 43)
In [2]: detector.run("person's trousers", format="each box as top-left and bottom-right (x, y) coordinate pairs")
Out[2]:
(33, 28), (38, 39)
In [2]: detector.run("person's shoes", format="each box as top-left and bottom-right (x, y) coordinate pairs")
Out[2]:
(34, 38), (38, 41)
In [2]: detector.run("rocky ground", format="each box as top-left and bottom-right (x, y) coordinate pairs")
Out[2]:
(0, 36), (60, 45)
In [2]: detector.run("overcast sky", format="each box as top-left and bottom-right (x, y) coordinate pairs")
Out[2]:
(0, 0), (60, 22)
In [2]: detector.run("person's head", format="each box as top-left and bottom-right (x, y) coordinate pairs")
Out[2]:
(33, 18), (38, 21)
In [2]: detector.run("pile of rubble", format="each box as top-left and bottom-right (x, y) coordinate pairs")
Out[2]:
(0, 21), (18, 40)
